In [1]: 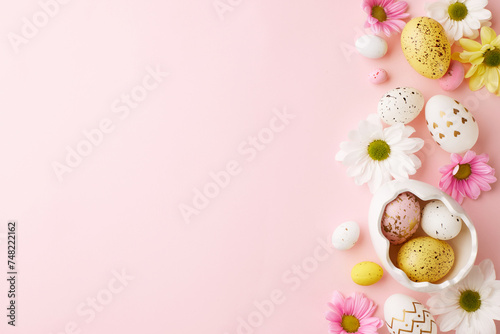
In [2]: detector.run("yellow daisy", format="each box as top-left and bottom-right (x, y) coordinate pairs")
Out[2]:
(453, 26), (500, 96)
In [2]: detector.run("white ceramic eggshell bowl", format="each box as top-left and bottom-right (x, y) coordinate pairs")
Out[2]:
(369, 179), (478, 293)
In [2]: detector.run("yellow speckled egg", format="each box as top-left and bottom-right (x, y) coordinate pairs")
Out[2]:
(397, 236), (454, 282)
(401, 17), (451, 79)
(351, 261), (383, 286)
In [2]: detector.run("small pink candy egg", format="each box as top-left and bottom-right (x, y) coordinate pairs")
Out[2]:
(368, 68), (388, 84)
(439, 60), (464, 91)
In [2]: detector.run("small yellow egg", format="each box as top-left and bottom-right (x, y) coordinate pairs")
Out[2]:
(401, 17), (451, 79)
(351, 261), (383, 286)
(397, 236), (454, 282)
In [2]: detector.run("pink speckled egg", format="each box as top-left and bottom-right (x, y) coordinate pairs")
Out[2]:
(381, 192), (421, 245)
(438, 60), (464, 91)
(368, 68), (388, 84)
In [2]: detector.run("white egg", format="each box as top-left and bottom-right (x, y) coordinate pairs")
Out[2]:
(384, 294), (437, 334)
(355, 35), (388, 59)
(425, 95), (479, 154)
(421, 200), (462, 240)
(331, 221), (360, 250)
(378, 87), (424, 125)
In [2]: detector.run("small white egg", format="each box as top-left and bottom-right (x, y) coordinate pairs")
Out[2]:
(332, 221), (360, 250)
(421, 200), (462, 240)
(355, 35), (388, 59)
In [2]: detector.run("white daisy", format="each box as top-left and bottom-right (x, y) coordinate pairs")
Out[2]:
(335, 114), (424, 194)
(427, 259), (500, 334)
(426, 0), (492, 42)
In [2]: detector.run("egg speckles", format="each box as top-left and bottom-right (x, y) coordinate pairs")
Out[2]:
(401, 17), (451, 79)
(421, 200), (462, 240)
(381, 192), (421, 245)
(397, 236), (454, 282)
(378, 87), (424, 125)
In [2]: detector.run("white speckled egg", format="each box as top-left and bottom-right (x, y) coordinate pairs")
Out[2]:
(378, 87), (424, 125)
(355, 35), (388, 59)
(421, 200), (462, 240)
(332, 221), (360, 250)
(425, 95), (479, 154)
(384, 294), (438, 334)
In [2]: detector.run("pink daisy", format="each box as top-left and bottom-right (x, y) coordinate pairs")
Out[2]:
(362, 0), (410, 37)
(326, 291), (383, 334)
(439, 151), (496, 204)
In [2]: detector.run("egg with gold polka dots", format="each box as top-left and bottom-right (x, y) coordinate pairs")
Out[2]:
(397, 236), (454, 283)
(401, 17), (451, 79)
(425, 95), (479, 154)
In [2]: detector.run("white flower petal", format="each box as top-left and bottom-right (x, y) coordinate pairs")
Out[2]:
(354, 159), (374, 185)
(408, 154), (422, 170)
(479, 259), (496, 282)
(383, 124), (404, 145)
(470, 8), (492, 21)
(464, 14), (481, 30)
(460, 265), (484, 291)
(343, 149), (367, 166)
(427, 1), (450, 20)
(466, 0), (488, 11)
(479, 299), (500, 321)
(469, 310), (497, 334)
(438, 307), (465, 331)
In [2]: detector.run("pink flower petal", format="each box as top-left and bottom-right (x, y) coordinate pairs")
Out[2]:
(326, 311), (342, 323)
(467, 180), (482, 199)
(451, 153), (463, 164)
(461, 150), (477, 163)
(344, 295), (355, 315)
(329, 291), (345, 315)
(328, 321), (343, 333)
(469, 174), (492, 191)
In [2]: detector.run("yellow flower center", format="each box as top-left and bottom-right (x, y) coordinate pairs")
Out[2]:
(368, 140), (391, 161)
(341, 315), (360, 333)
(483, 48), (500, 67)
(448, 2), (468, 21)
(454, 164), (471, 180)
(371, 5), (387, 22)
(459, 290), (481, 312)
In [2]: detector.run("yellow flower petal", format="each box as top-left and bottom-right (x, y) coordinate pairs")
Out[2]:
(476, 64), (486, 76)
(491, 36), (500, 48)
(460, 38), (483, 52)
(466, 65), (480, 78)
(452, 52), (468, 62)
(481, 27), (497, 45)
(486, 67), (500, 93)
(469, 73), (486, 91)
(470, 56), (485, 66)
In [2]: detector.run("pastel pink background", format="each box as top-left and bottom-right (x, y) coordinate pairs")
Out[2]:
(0, 0), (499, 333)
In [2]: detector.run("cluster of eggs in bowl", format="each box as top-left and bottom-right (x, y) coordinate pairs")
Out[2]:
(369, 179), (478, 292)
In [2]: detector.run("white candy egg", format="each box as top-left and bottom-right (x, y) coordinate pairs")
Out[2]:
(425, 95), (479, 154)
(355, 35), (388, 59)
(384, 294), (438, 334)
(332, 221), (360, 250)
(378, 87), (424, 125)
(421, 200), (462, 240)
